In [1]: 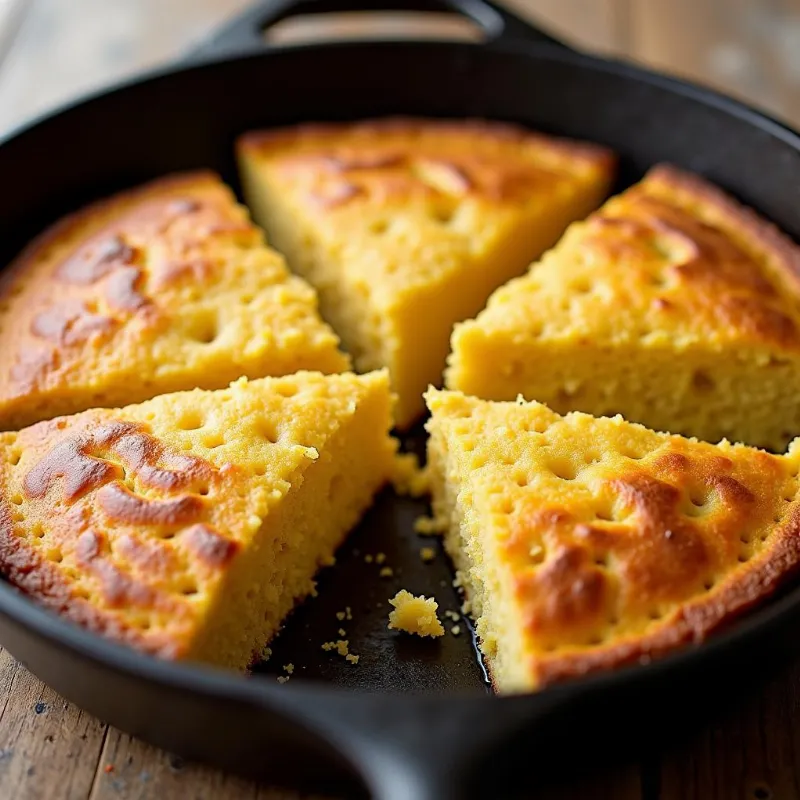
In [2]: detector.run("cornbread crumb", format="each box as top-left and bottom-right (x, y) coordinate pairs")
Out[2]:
(336, 611), (346, 621)
(284, 664), (294, 674)
(346, 606), (353, 621)
(388, 590), (445, 637)
(420, 547), (436, 563)
(392, 452), (430, 497)
(445, 610), (460, 622)
(451, 625), (462, 636)
(345, 653), (360, 665)
(338, 628), (346, 637)
(375, 552), (387, 565)
(379, 567), (394, 578)
(261, 646), (273, 661)
(336, 640), (349, 656)
(365, 555), (374, 563)
(277, 676), (290, 684)
(415, 515), (444, 536)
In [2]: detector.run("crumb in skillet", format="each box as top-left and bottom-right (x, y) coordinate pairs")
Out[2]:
(392, 452), (430, 497)
(346, 606), (353, 621)
(388, 590), (444, 637)
(415, 514), (444, 535)
(277, 676), (290, 684)
(420, 547), (436, 563)
(375, 552), (387, 565)
(379, 566), (394, 578)
(346, 653), (360, 665)
(338, 628), (347, 637)
(365, 554), (374, 563)
(336, 610), (346, 621)
(284, 664), (295, 675)
(451, 625), (462, 636)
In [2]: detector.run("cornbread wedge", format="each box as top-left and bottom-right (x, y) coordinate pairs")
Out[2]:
(0, 172), (349, 431)
(237, 119), (614, 427)
(0, 371), (396, 669)
(448, 165), (800, 451)
(426, 389), (800, 693)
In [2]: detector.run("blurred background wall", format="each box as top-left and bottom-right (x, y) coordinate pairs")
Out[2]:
(1, 0), (799, 136)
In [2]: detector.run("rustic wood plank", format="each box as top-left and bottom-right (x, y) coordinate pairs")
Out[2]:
(0, 649), (108, 800)
(505, 0), (628, 54)
(653, 656), (800, 800)
(90, 728), (329, 800)
(629, 0), (800, 128)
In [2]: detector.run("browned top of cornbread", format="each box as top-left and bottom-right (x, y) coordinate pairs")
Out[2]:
(426, 389), (800, 689)
(0, 172), (255, 396)
(0, 372), (390, 659)
(462, 164), (800, 353)
(238, 117), (614, 211)
(0, 171), (348, 430)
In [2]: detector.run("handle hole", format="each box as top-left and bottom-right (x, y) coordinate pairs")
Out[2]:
(264, 11), (485, 45)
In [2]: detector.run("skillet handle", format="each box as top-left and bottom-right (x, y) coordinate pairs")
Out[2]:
(189, 0), (571, 61)
(273, 688), (567, 800)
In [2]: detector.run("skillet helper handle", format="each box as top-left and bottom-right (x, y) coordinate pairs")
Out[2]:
(190, 0), (572, 61)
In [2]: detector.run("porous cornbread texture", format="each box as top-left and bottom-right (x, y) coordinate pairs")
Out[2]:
(0, 171), (348, 431)
(426, 389), (800, 693)
(237, 119), (614, 427)
(447, 165), (800, 451)
(0, 371), (395, 669)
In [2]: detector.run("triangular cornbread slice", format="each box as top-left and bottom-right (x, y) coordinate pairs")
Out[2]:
(237, 119), (614, 427)
(448, 165), (800, 451)
(0, 172), (349, 431)
(426, 389), (800, 693)
(0, 371), (395, 669)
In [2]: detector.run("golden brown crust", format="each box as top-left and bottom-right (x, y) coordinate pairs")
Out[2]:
(238, 117), (615, 209)
(644, 164), (800, 295)
(426, 389), (800, 691)
(0, 171), (263, 413)
(532, 502), (800, 686)
(0, 408), (241, 658)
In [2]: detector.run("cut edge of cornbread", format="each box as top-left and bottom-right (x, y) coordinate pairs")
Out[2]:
(446, 164), (800, 451)
(425, 388), (800, 693)
(188, 371), (396, 669)
(237, 118), (615, 428)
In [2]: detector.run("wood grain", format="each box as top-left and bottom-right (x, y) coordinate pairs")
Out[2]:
(629, 0), (800, 127)
(0, 648), (107, 800)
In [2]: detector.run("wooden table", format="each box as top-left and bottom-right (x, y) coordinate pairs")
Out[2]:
(2, 1), (800, 798)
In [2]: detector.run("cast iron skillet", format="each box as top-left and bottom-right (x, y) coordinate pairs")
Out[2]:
(3, 1), (800, 798)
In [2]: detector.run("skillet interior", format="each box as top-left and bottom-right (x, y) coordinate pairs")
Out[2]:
(3, 36), (800, 798)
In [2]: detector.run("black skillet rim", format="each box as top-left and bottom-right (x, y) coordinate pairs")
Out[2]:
(1, 33), (800, 723)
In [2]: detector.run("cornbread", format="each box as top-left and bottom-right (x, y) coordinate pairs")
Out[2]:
(0, 171), (348, 431)
(426, 389), (800, 692)
(0, 371), (395, 669)
(237, 118), (615, 427)
(448, 165), (800, 451)
(388, 590), (445, 637)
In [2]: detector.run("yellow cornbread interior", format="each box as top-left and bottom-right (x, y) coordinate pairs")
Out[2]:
(0, 172), (348, 431)
(387, 589), (444, 638)
(426, 389), (800, 693)
(1, 371), (395, 670)
(447, 166), (800, 451)
(238, 121), (613, 427)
